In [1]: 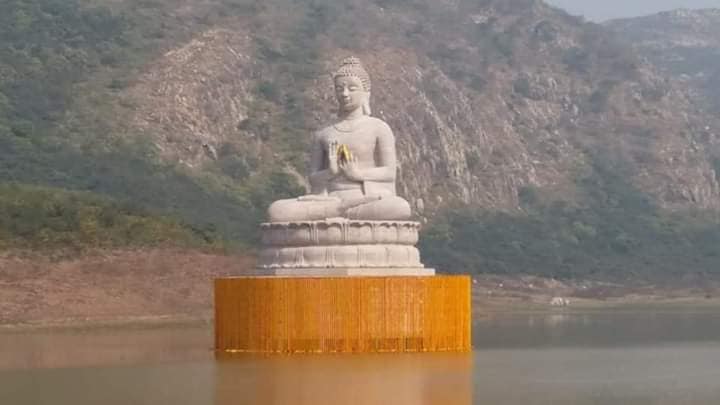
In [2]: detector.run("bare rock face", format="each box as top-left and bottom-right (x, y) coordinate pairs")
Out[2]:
(607, 9), (720, 113)
(127, 29), (260, 168)
(119, 0), (720, 215)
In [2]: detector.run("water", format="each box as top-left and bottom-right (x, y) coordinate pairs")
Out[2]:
(1, 311), (720, 404)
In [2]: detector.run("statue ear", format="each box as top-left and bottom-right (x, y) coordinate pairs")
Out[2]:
(362, 93), (372, 116)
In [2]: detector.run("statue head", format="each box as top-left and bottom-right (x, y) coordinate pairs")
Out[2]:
(333, 56), (371, 116)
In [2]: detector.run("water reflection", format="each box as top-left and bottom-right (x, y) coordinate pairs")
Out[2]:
(473, 345), (720, 404)
(0, 327), (212, 370)
(215, 353), (472, 405)
(2, 311), (720, 405)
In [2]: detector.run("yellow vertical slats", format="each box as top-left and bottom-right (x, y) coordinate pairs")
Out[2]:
(214, 276), (471, 354)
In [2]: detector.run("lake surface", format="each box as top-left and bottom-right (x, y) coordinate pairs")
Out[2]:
(1, 310), (720, 404)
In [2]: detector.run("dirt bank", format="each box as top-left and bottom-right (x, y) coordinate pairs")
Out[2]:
(0, 249), (254, 329)
(470, 274), (720, 312)
(2, 250), (719, 330)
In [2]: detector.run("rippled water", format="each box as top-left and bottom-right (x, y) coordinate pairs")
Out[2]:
(2, 311), (720, 404)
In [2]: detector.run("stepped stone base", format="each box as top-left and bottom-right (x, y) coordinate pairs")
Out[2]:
(257, 220), (433, 276)
(258, 245), (425, 270)
(249, 267), (435, 277)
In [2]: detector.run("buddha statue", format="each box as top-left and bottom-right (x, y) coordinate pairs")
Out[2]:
(257, 57), (432, 275)
(267, 57), (412, 223)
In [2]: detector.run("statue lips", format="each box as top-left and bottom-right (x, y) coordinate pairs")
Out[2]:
(339, 101), (357, 113)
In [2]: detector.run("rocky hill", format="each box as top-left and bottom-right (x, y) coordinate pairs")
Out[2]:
(606, 8), (720, 113)
(116, 0), (720, 213)
(3, 0), (720, 278)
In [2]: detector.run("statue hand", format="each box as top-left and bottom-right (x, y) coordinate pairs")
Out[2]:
(339, 156), (363, 182)
(328, 139), (340, 175)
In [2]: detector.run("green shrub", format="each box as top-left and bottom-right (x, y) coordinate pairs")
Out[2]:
(0, 183), (219, 251)
(421, 155), (720, 280)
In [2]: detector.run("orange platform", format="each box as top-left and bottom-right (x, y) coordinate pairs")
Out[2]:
(214, 276), (471, 354)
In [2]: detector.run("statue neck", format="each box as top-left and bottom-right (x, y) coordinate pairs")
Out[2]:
(339, 108), (366, 121)
(333, 114), (371, 133)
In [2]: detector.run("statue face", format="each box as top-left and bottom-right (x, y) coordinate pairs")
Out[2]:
(334, 75), (368, 113)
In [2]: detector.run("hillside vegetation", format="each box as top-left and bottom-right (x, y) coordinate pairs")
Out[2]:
(0, 0), (302, 249)
(0, 183), (222, 251)
(422, 160), (720, 280)
(1, 0), (720, 280)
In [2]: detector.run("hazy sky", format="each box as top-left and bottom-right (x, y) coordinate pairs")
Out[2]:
(544, 0), (720, 21)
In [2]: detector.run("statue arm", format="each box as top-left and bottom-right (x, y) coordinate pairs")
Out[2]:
(354, 123), (396, 182)
(308, 134), (335, 193)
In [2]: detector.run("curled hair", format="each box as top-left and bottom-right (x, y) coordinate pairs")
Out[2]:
(333, 56), (371, 92)
(334, 56), (372, 115)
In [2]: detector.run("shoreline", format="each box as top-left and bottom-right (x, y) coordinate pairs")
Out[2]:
(2, 249), (720, 332)
(470, 273), (720, 312)
(0, 314), (213, 333)
(3, 294), (720, 333)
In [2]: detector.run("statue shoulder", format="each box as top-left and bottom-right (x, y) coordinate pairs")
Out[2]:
(367, 116), (394, 138)
(355, 116), (390, 133)
(314, 127), (334, 143)
(366, 116), (390, 128)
